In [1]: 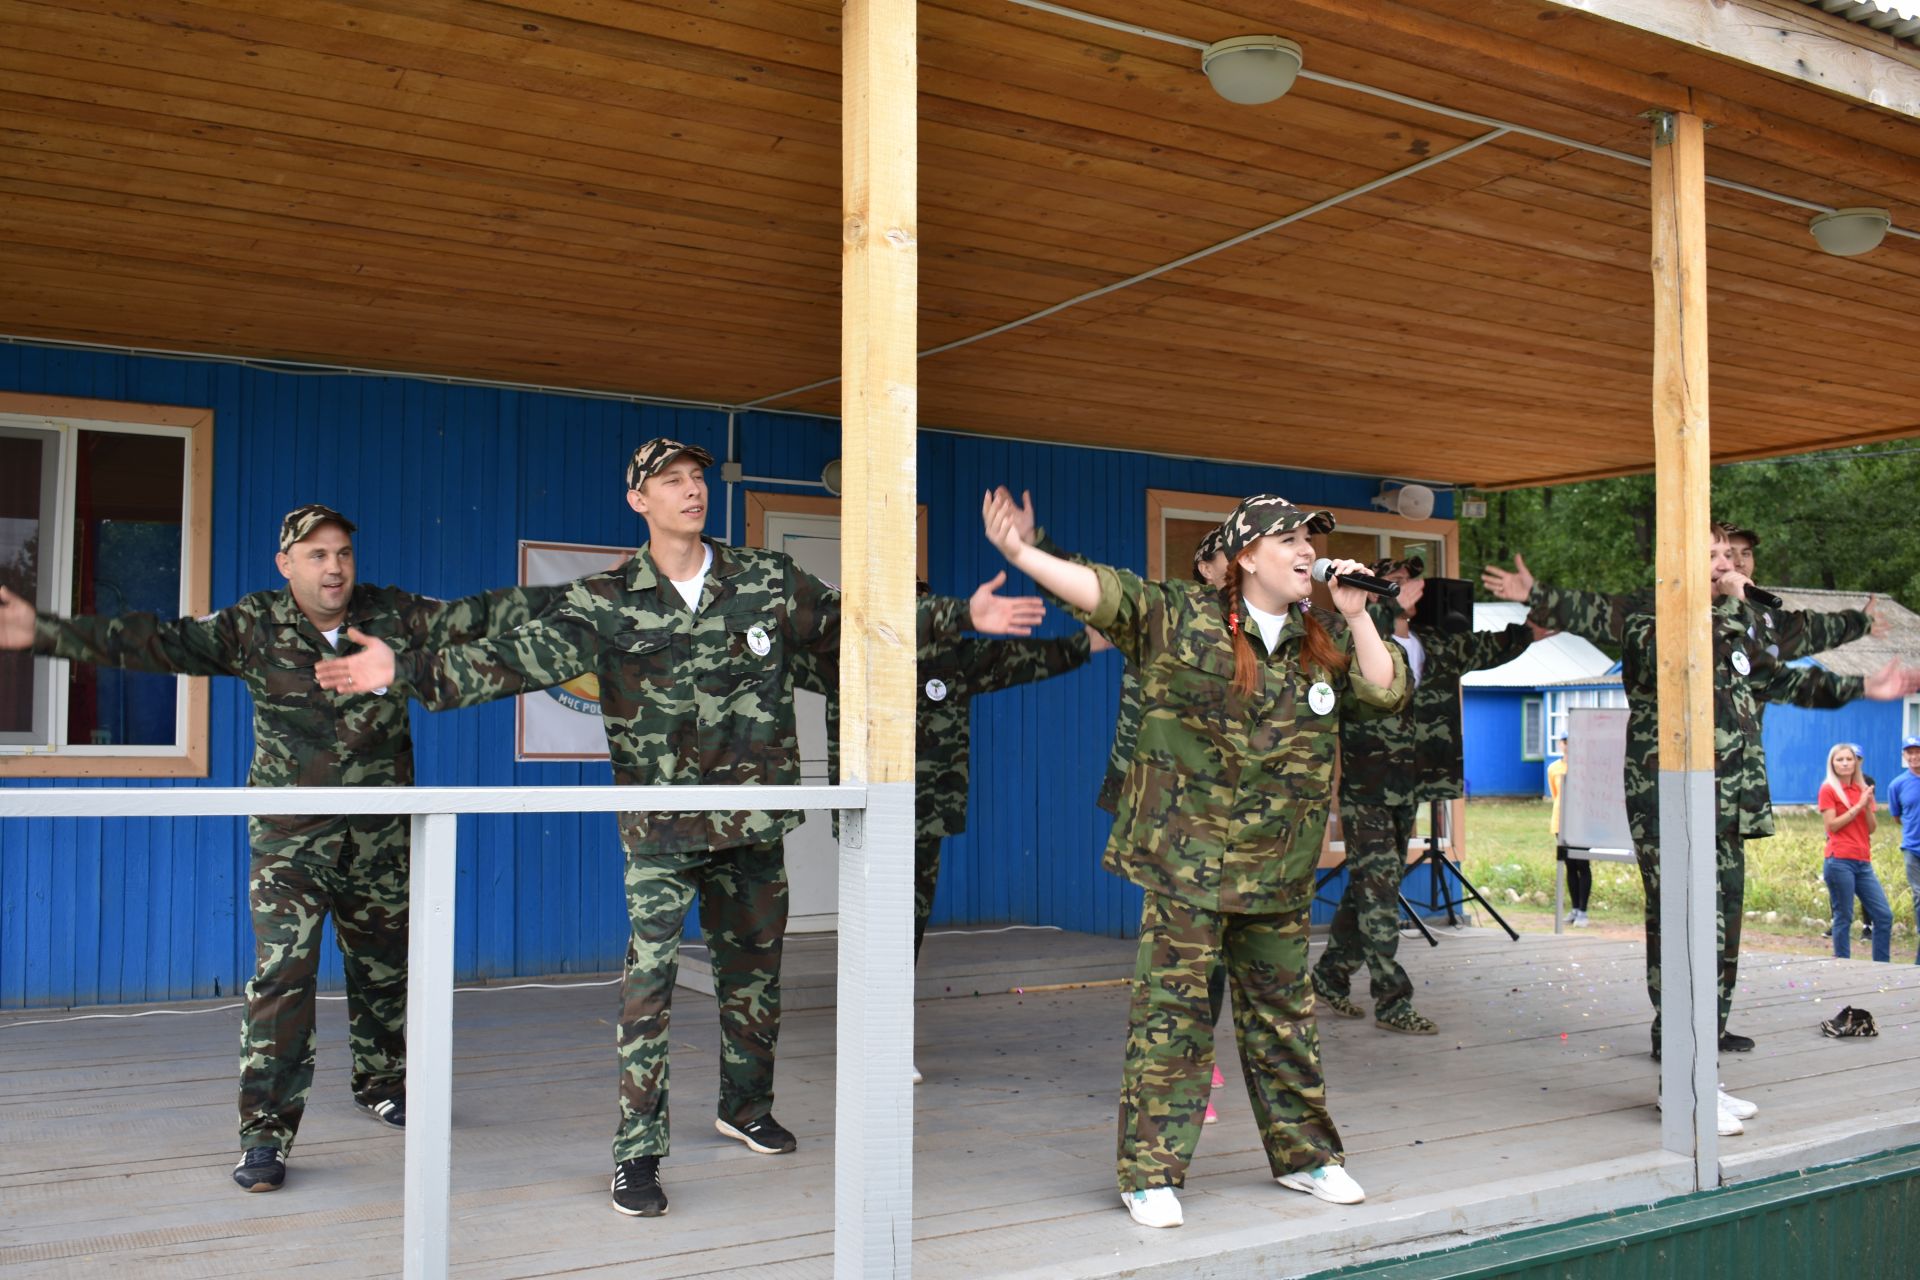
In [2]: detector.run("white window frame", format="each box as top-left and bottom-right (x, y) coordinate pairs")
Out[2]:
(1905, 695), (1920, 741)
(0, 396), (213, 778)
(1545, 686), (1629, 755)
(1521, 696), (1546, 761)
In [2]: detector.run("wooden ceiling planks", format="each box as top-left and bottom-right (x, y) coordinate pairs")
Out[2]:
(0, 0), (1916, 486)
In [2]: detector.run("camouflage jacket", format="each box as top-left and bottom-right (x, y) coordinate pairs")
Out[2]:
(805, 631), (1094, 839)
(33, 582), (564, 863)
(1072, 565), (1410, 914)
(1338, 611), (1534, 807)
(391, 538), (968, 857)
(1527, 585), (1863, 841)
(1526, 586), (1868, 664)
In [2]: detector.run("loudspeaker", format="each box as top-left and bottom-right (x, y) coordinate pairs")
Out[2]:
(1419, 576), (1475, 635)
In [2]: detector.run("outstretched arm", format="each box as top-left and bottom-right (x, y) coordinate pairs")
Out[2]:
(983, 488), (1099, 613)
(0, 585), (243, 676)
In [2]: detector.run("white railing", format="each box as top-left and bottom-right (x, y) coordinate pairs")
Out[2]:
(0, 784), (868, 1280)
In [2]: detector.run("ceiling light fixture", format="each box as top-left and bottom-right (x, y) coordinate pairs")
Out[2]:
(1808, 207), (1892, 257)
(1199, 35), (1303, 105)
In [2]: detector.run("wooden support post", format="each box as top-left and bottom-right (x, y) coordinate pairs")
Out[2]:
(835, 0), (919, 1273)
(1648, 108), (1719, 1188)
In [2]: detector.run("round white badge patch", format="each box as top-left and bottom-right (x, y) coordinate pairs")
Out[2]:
(746, 624), (772, 657)
(925, 678), (949, 702)
(1308, 681), (1336, 715)
(1730, 649), (1751, 676)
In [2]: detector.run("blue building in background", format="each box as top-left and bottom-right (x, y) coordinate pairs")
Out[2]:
(0, 343), (1458, 1007)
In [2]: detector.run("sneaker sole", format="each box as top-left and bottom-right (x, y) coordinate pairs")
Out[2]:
(1276, 1173), (1363, 1205)
(236, 1178), (282, 1193)
(610, 1197), (669, 1218)
(1374, 1019), (1438, 1036)
(715, 1118), (796, 1154)
(1119, 1195), (1182, 1229)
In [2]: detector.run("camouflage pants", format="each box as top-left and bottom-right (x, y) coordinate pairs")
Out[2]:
(1313, 802), (1417, 1017)
(1635, 832), (1744, 1038)
(239, 822), (409, 1153)
(616, 839), (787, 1162)
(914, 833), (943, 962)
(1117, 892), (1340, 1192)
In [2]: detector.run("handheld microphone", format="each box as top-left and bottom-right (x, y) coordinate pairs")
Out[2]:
(1311, 558), (1401, 598)
(1743, 582), (1784, 611)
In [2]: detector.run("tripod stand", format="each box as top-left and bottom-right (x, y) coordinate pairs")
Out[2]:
(1397, 800), (1518, 940)
(1313, 859), (1441, 947)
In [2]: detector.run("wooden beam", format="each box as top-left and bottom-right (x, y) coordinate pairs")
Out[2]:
(1537, 0), (1920, 120)
(1648, 106), (1718, 1185)
(834, 0), (918, 1272)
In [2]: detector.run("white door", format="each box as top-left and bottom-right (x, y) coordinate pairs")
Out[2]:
(762, 510), (841, 933)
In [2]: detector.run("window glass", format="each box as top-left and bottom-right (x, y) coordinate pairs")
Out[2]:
(0, 427), (58, 743)
(65, 431), (184, 747)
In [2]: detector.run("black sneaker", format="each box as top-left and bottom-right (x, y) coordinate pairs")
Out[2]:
(357, 1095), (406, 1128)
(611, 1156), (668, 1217)
(715, 1114), (797, 1154)
(1718, 1032), (1755, 1053)
(232, 1146), (285, 1192)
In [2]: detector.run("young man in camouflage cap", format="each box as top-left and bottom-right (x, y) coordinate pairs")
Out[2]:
(315, 438), (1047, 1218)
(1483, 526), (1912, 1084)
(1311, 555), (1537, 1035)
(0, 503), (565, 1192)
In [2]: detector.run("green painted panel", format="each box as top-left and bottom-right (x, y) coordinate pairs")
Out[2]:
(1311, 1146), (1920, 1279)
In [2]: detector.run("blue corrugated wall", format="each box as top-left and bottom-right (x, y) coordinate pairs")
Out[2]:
(0, 345), (1435, 1007)
(1759, 687), (1905, 806)
(1461, 690), (1540, 797)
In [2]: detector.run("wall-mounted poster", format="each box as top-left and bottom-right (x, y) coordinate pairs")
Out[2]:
(514, 539), (635, 762)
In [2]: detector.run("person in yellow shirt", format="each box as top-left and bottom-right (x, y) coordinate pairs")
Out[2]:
(1548, 737), (1589, 926)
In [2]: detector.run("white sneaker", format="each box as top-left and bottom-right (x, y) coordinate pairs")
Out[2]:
(1718, 1086), (1757, 1120)
(911, 1063), (923, 1085)
(1572, 910), (1590, 928)
(1717, 1104), (1745, 1137)
(1121, 1186), (1182, 1228)
(1562, 908), (1578, 924)
(1276, 1163), (1365, 1204)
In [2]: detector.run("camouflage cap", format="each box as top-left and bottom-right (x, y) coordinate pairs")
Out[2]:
(279, 503), (356, 553)
(1192, 522), (1228, 571)
(1714, 520), (1760, 550)
(1369, 554), (1425, 579)
(1221, 495), (1335, 558)
(626, 437), (717, 490)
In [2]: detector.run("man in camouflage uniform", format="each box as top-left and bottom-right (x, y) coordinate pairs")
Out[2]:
(314, 439), (1045, 1218)
(806, 601), (1099, 968)
(1484, 529), (1900, 1055)
(1312, 557), (1537, 1035)
(0, 504), (563, 1192)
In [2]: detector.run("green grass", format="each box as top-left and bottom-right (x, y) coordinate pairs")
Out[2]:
(1461, 797), (1916, 950)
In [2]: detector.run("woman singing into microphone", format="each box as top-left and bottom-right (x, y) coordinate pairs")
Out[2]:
(981, 490), (1408, 1229)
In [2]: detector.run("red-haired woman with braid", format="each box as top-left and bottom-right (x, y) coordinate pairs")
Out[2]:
(981, 490), (1408, 1230)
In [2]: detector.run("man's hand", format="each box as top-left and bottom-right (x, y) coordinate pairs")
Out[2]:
(1863, 659), (1920, 702)
(1086, 625), (1113, 654)
(314, 629), (398, 694)
(1867, 595), (1890, 639)
(1480, 554), (1535, 603)
(1528, 622), (1558, 643)
(1714, 569), (1754, 600)
(992, 485), (1040, 546)
(968, 572), (1046, 636)
(1394, 576), (1426, 617)
(0, 585), (34, 651)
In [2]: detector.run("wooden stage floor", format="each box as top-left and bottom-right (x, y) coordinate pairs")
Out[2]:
(5, 926), (1920, 1279)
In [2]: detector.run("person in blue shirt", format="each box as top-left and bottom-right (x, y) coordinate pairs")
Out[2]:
(1887, 735), (1920, 965)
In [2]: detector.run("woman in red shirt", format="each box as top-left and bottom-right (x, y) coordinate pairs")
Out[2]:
(1819, 742), (1890, 962)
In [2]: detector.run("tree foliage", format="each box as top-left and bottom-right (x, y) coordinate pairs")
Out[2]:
(1462, 442), (1920, 611)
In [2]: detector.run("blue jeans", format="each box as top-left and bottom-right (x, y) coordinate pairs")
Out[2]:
(1906, 851), (1920, 964)
(1825, 857), (1893, 962)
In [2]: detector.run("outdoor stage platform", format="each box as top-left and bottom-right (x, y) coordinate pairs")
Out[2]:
(5, 926), (1919, 1279)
